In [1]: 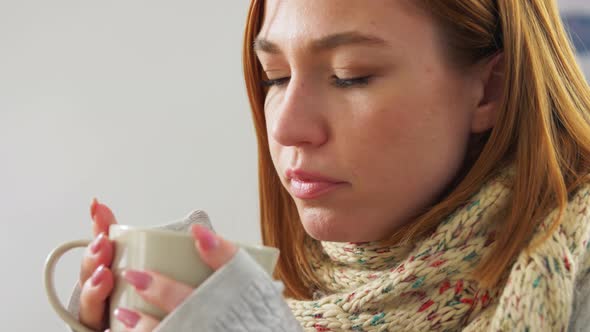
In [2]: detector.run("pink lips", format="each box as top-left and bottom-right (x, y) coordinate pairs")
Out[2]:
(286, 169), (347, 199)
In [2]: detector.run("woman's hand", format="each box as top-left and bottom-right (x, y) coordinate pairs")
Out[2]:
(109, 223), (238, 331)
(78, 199), (238, 332)
(78, 198), (117, 331)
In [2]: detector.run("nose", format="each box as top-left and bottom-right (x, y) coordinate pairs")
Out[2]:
(268, 76), (329, 148)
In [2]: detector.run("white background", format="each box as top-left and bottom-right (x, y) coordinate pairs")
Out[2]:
(1, 1), (255, 330)
(1, 1), (587, 331)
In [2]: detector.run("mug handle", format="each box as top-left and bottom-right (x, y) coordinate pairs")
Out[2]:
(43, 239), (98, 332)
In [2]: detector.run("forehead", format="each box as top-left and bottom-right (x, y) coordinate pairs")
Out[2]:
(257, 0), (430, 44)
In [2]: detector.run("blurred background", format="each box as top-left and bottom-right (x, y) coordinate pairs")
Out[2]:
(1, 0), (589, 331)
(562, 0), (590, 72)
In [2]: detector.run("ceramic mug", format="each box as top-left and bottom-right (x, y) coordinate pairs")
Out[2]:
(44, 224), (280, 332)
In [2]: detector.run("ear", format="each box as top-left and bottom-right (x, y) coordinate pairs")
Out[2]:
(471, 52), (504, 133)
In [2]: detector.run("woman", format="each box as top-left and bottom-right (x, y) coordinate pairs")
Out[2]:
(68, 0), (590, 331)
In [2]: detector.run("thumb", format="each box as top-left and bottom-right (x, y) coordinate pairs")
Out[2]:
(191, 224), (238, 271)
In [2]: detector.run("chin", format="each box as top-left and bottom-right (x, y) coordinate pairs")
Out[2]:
(304, 229), (347, 242)
(297, 205), (394, 242)
(303, 224), (343, 241)
(298, 208), (360, 242)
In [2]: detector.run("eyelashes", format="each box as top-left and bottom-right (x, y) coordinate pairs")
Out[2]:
(261, 75), (372, 89)
(261, 77), (290, 88)
(333, 75), (371, 88)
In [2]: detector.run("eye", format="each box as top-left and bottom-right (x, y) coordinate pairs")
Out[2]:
(332, 75), (372, 88)
(261, 77), (291, 88)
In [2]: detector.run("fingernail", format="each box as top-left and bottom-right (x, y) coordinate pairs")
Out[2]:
(193, 225), (219, 252)
(90, 233), (105, 254)
(123, 270), (152, 291)
(91, 265), (106, 286)
(90, 197), (99, 219)
(114, 307), (140, 329)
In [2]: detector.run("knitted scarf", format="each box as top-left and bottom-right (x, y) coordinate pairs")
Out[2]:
(286, 167), (590, 331)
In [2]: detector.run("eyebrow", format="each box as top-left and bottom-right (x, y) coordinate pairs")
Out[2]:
(253, 31), (388, 54)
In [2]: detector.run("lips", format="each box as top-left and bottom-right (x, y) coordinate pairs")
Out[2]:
(285, 169), (344, 183)
(286, 168), (347, 199)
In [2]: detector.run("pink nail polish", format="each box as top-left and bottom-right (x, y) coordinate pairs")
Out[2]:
(91, 265), (106, 286)
(114, 307), (140, 328)
(123, 270), (152, 291)
(90, 197), (99, 219)
(194, 225), (219, 252)
(90, 233), (104, 254)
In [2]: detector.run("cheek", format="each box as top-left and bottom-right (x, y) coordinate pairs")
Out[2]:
(266, 122), (281, 169)
(264, 105), (289, 187)
(343, 83), (472, 187)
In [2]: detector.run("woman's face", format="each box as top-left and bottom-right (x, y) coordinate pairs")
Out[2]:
(256, 0), (498, 242)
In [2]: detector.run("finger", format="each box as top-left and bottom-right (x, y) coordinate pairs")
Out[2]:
(80, 232), (114, 285)
(191, 224), (238, 270)
(122, 269), (193, 314)
(79, 265), (114, 330)
(90, 198), (118, 237)
(114, 307), (159, 332)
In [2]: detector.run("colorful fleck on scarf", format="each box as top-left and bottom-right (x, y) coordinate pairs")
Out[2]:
(287, 166), (590, 331)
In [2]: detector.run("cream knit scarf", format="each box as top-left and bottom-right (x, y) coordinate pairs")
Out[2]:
(286, 167), (590, 331)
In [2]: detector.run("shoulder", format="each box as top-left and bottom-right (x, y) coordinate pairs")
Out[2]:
(570, 270), (590, 331)
(553, 183), (590, 256)
(560, 184), (590, 276)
